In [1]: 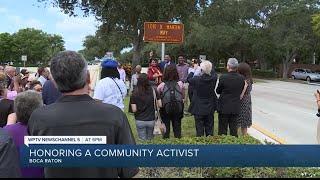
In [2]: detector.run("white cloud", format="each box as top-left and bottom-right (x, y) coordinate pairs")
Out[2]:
(25, 19), (44, 29)
(54, 13), (100, 50)
(46, 6), (100, 50)
(0, 7), (8, 14)
(8, 15), (44, 29)
(56, 16), (98, 33)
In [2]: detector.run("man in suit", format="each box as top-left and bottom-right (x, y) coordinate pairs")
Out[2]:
(188, 61), (218, 137)
(159, 54), (175, 73)
(216, 58), (245, 137)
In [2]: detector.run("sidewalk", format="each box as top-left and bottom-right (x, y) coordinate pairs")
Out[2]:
(248, 123), (286, 145)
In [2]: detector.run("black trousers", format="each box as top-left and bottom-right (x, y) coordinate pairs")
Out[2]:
(162, 115), (182, 139)
(218, 114), (238, 137)
(194, 114), (214, 137)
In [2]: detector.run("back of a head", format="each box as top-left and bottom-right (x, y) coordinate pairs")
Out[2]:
(135, 73), (150, 95)
(135, 65), (142, 73)
(0, 73), (7, 96)
(14, 90), (43, 125)
(5, 66), (15, 76)
(200, 61), (213, 75)
(238, 62), (253, 82)
(50, 51), (88, 93)
(100, 59), (120, 79)
(227, 58), (239, 71)
(37, 67), (45, 76)
(29, 80), (42, 90)
(163, 64), (179, 82)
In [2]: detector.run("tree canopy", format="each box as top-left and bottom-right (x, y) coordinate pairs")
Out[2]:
(0, 28), (65, 66)
(39, 0), (207, 67)
(38, 0), (320, 78)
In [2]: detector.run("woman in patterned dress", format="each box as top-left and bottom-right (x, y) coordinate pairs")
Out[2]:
(238, 63), (253, 136)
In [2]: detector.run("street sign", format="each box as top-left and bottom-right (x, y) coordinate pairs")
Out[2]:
(144, 22), (184, 44)
(21, 55), (27, 62)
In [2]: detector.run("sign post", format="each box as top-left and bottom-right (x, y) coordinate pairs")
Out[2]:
(161, 43), (165, 62)
(144, 22), (184, 61)
(21, 55), (27, 67)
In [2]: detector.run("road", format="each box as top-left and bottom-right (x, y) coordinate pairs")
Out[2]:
(252, 80), (319, 144)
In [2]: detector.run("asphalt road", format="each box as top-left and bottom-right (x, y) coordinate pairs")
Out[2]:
(252, 80), (319, 144)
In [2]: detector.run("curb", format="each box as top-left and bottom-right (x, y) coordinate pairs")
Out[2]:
(251, 123), (287, 144)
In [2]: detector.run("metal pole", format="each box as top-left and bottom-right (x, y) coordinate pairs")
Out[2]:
(161, 42), (165, 61)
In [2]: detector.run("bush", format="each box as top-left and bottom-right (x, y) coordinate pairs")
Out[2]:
(252, 69), (276, 79)
(138, 136), (320, 178)
(215, 68), (276, 79)
(142, 135), (261, 145)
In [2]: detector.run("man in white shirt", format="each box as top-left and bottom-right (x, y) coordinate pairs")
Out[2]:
(37, 67), (50, 86)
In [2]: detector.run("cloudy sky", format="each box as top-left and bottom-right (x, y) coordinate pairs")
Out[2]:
(0, 0), (99, 51)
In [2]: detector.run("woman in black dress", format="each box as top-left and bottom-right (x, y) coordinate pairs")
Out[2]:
(238, 63), (253, 136)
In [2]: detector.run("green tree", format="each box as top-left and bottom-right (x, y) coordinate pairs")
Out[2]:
(38, 0), (206, 67)
(185, 0), (320, 78)
(0, 33), (14, 64)
(0, 28), (65, 66)
(266, 1), (320, 78)
(47, 34), (65, 60)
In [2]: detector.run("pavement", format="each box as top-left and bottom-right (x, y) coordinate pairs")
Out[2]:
(251, 79), (319, 144)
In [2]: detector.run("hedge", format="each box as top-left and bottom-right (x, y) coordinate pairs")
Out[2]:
(215, 68), (277, 79)
(252, 69), (277, 79)
(137, 136), (320, 178)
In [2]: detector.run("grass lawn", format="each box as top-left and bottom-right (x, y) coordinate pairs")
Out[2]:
(124, 97), (219, 142)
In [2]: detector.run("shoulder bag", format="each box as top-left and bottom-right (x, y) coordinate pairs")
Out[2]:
(152, 88), (166, 135)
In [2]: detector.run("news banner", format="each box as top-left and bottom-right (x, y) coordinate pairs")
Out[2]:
(22, 136), (320, 168)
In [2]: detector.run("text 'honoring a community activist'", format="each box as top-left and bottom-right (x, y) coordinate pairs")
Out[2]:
(29, 148), (199, 158)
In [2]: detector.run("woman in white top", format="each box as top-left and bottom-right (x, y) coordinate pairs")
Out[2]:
(94, 59), (127, 110)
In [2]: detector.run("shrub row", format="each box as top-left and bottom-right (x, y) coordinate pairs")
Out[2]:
(215, 68), (277, 79)
(138, 136), (320, 178)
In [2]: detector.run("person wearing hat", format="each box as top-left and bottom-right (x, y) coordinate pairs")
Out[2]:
(93, 59), (127, 110)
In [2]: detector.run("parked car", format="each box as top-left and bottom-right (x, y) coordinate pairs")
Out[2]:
(291, 68), (320, 82)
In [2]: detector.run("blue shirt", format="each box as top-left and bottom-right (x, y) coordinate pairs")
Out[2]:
(42, 80), (62, 105)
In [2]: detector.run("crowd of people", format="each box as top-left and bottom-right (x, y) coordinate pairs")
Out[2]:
(0, 51), (254, 178)
(0, 52), (138, 178)
(128, 54), (253, 140)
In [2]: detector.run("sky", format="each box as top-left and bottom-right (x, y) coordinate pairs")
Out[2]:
(0, 0), (99, 51)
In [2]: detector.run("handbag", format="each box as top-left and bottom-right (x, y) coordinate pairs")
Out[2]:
(152, 88), (166, 135)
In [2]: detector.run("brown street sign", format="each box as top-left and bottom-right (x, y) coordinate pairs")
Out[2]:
(144, 22), (184, 43)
